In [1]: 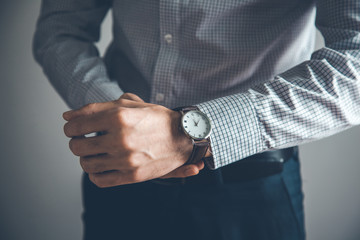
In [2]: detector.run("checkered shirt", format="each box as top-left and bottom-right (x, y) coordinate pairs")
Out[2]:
(33, 0), (360, 169)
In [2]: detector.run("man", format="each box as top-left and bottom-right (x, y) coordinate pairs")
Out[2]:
(33, 0), (360, 239)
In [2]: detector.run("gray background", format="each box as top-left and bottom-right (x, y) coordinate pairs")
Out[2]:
(0, 1), (359, 239)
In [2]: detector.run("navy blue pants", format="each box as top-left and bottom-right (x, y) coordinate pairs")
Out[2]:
(82, 153), (305, 240)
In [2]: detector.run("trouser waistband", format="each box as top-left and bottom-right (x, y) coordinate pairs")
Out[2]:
(152, 146), (298, 186)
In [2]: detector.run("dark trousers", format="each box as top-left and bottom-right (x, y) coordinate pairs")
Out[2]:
(82, 152), (305, 240)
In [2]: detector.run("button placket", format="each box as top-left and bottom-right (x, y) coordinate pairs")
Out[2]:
(150, 0), (180, 107)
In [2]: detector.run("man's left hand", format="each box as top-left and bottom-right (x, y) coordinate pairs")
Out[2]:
(63, 93), (204, 187)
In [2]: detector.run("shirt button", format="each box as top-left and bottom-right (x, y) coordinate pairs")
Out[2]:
(164, 34), (173, 44)
(155, 93), (165, 102)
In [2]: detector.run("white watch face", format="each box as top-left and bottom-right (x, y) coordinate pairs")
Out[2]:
(182, 110), (212, 140)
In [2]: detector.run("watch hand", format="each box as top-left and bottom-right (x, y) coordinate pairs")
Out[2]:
(195, 119), (200, 126)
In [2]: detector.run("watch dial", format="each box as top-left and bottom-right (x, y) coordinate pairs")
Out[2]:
(182, 110), (211, 139)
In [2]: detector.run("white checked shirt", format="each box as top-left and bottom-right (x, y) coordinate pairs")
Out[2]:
(34, 0), (360, 169)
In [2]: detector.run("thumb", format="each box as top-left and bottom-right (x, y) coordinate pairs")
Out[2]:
(119, 93), (144, 102)
(160, 161), (205, 179)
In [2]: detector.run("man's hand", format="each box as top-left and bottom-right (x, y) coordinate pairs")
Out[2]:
(63, 93), (205, 187)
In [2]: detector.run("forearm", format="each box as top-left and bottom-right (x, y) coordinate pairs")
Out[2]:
(33, 0), (123, 109)
(198, 0), (360, 169)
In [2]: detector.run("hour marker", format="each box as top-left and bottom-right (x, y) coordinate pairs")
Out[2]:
(184, 120), (187, 123)
(185, 126), (187, 128)
(198, 134), (202, 137)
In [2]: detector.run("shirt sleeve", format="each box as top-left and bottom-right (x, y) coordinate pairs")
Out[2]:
(197, 0), (360, 169)
(33, 0), (123, 110)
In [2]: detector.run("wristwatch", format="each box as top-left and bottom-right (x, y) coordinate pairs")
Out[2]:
(173, 106), (212, 164)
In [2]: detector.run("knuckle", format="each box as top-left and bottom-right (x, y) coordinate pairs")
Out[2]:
(122, 92), (131, 98)
(122, 136), (133, 151)
(116, 133), (133, 151)
(113, 108), (129, 126)
(120, 93), (132, 100)
(117, 99), (127, 106)
(126, 154), (141, 168)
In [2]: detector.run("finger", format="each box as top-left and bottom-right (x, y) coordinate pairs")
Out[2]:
(64, 111), (111, 137)
(159, 165), (199, 179)
(63, 93), (145, 121)
(88, 156), (173, 187)
(89, 170), (134, 188)
(119, 93), (144, 102)
(63, 101), (117, 121)
(80, 151), (135, 173)
(69, 134), (110, 157)
(160, 161), (205, 179)
(80, 154), (117, 173)
(63, 98), (146, 122)
(89, 160), (205, 187)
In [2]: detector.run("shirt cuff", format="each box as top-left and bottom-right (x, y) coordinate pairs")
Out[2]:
(197, 93), (265, 169)
(83, 81), (124, 107)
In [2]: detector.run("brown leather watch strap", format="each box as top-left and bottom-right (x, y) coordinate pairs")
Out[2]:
(186, 138), (210, 164)
(173, 106), (199, 112)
